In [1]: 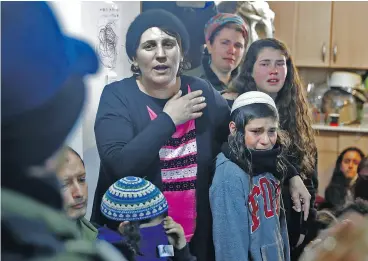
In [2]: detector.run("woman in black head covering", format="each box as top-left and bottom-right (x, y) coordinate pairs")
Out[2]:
(91, 9), (230, 261)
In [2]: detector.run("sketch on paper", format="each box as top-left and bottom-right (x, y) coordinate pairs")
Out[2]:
(97, 21), (118, 69)
(96, 6), (119, 69)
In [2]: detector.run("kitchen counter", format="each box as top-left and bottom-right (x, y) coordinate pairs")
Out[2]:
(312, 124), (368, 133)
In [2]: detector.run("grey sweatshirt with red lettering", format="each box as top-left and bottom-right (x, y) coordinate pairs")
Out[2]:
(210, 152), (290, 261)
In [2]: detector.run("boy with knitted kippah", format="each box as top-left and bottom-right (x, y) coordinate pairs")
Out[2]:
(97, 176), (196, 261)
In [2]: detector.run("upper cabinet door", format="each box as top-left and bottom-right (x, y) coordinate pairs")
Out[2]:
(293, 2), (332, 67)
(268, 1), (297, 56)
(330, 2), (368, 69)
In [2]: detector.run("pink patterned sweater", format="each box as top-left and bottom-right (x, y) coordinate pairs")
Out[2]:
(147, 85), (197, 241)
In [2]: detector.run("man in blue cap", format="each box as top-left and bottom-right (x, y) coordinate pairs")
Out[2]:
(1, 2), (127, 260)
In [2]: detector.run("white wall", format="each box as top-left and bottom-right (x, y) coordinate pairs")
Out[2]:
(51, 1), (84, 157)
(51, 1), (140, 219)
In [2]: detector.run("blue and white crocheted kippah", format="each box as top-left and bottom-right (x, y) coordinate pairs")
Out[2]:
(101, 176), (168, 222)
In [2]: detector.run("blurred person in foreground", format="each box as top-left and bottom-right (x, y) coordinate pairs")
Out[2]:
(304, 157), (368, 254)
(300, 199), (368, 261)
(1, 2), (127, 260)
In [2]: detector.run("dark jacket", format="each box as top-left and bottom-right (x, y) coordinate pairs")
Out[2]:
(283, 155), (318, 261)
(198, 51), (239, 94)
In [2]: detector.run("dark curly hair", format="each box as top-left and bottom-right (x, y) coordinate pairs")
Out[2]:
(230, 38), (317, 178)
(228, 103), (291, 181)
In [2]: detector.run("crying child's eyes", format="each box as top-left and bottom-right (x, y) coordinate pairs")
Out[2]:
(250, 129), (276, 135)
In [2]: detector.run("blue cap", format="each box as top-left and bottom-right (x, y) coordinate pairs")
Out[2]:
(1, 2), (99, 168)
(101, 176), (169, 222)
(1, 1), (99, 119)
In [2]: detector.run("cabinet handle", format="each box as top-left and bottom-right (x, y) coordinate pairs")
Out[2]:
(321, 43), (326, 62)
(333, 45), (338, 63)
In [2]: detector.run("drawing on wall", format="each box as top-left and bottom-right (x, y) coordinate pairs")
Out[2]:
(96, 6), (120, 69)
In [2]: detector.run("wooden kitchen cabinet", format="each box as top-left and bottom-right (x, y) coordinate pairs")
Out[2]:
(269, 1), (368, 69)
(294, 2), (332, 67)
(338, 132), (368, 153)
(267, 1), (297, 56)
(315, 131), (338, 196)
(330, 2), (368, 69)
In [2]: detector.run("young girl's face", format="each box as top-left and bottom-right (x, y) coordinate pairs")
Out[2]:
(244, 117), (278, 150)
(252, 47), (287, 96)
(340, 150), (362, 179)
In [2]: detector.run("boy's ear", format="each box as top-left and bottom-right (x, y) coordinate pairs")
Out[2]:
(229, 121), (237, 135)
(118, 221), (130, 234)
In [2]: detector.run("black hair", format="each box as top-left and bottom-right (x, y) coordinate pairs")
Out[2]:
(65, 146), (84, 167)
(355, 177), (368, 201)
(358, 156), (368, 175)
(228, 103), (289, 179)
(111, 240), (137, 261)
(355, 157), (368, 201)
(106, 212), (168, 257)
(329, 147), (365, 185)
(324, 147), (365, 208)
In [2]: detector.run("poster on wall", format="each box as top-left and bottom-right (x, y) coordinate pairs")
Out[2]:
(96, 2), (120, 84)
(82, 1), (140, 81)
(96, 4), (119, 70)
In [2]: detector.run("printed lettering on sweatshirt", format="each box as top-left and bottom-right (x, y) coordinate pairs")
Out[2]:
(248, 177), (281, 233)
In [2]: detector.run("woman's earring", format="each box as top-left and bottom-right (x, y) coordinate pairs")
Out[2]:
(131, 61), (140, 74)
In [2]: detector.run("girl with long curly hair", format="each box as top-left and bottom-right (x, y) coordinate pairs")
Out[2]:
(229, 38), (318, 260)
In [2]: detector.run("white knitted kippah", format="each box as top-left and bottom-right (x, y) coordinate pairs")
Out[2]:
(231, 91), (278, 114)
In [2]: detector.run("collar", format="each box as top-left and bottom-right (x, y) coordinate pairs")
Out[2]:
(221, 142), (296, 181)
(201, 51), (239, 92)
(78, 217), (98, 240)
